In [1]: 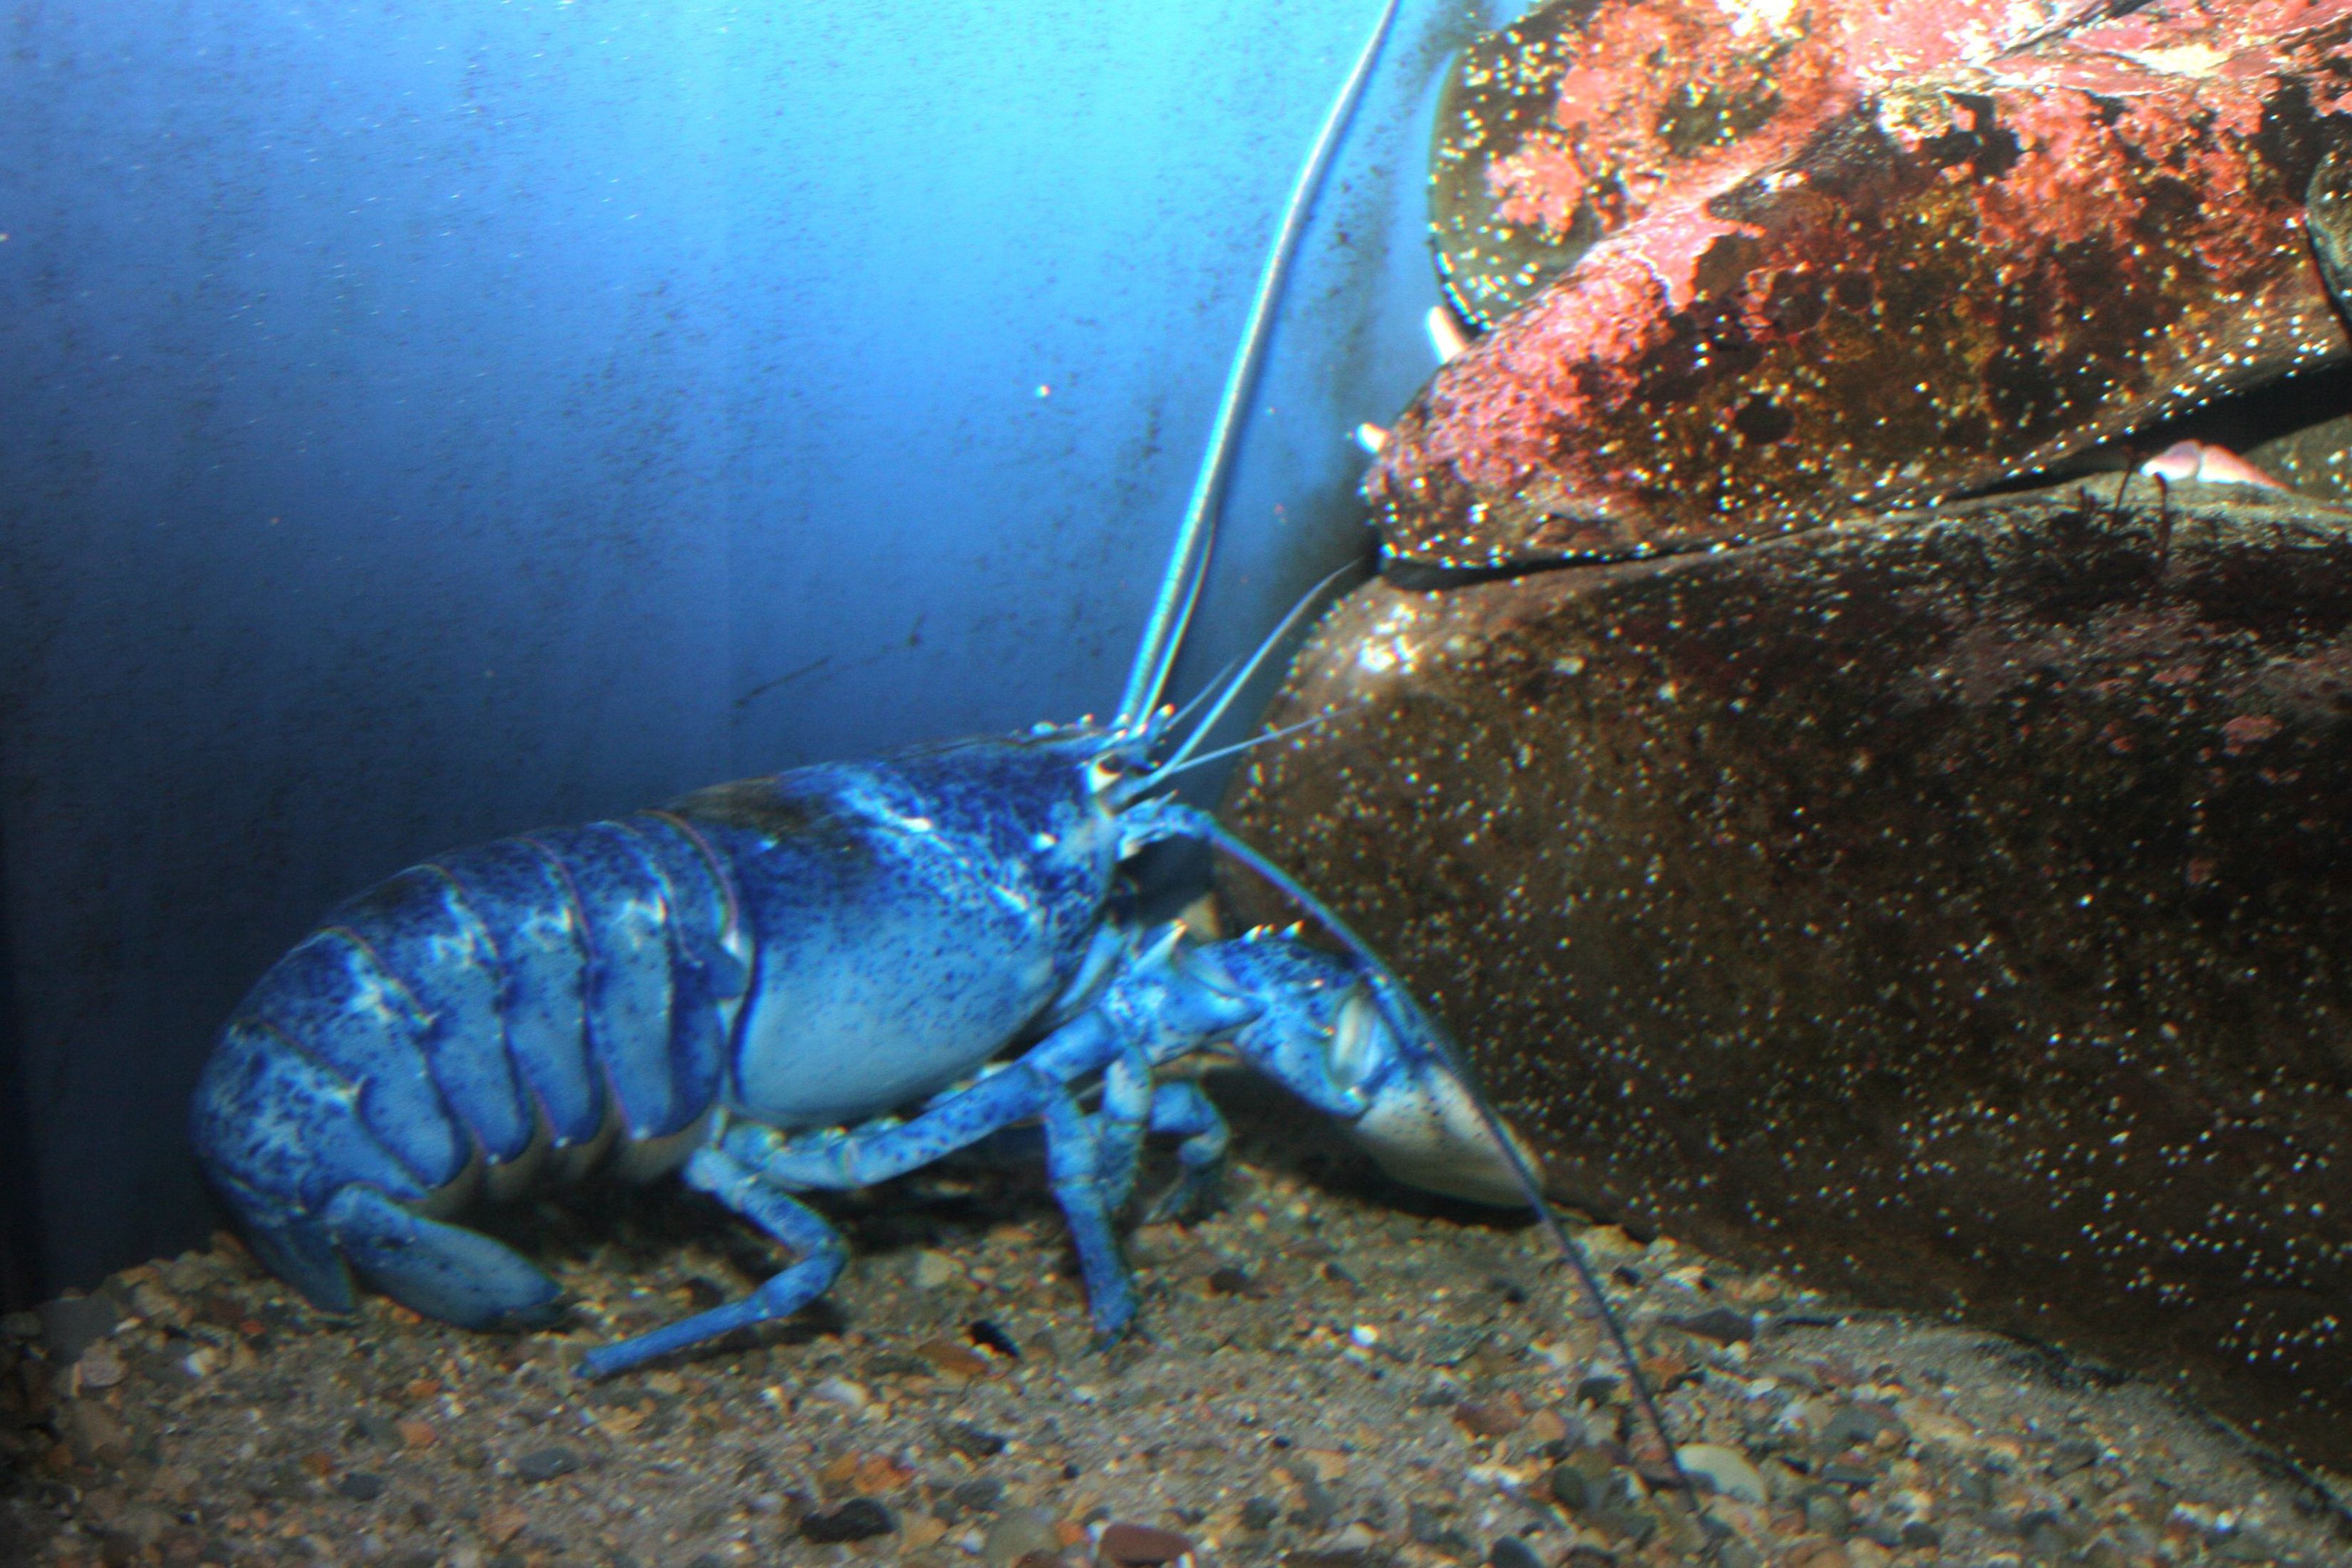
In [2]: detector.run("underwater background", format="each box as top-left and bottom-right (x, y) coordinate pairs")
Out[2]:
(15, 4), (2352, 1561)
(0, 0), (1510, 1307)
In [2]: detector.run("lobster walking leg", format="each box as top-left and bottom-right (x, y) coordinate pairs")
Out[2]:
(578, 1149), (847, 1379)
(1137, 1083), (1229, 1222)
(1041, 1086), (1140, 1337)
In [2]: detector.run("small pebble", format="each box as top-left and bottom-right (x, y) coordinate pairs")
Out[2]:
(917, 1337), (996, 1379)
(1675, 1443), (1766, 1504)
(512, 1447), (579, 1483)
(953, 1476), (1006, 1514)
(76, 1341), (128, 1389)
(1487, 1535), (1543, 1568)
(1239, 1497), (1281, 1531)
(1095, 1520), (1194, 1567)
(985, 1506), (1064, 1568)
(913, 1250), (961, 1289)
(966, 1319), (1021, 1358)
(940, 1418), (1009, 1457)
(1667, 1306), (1755, 1343)
(802, 1497), (896, 1543)
(1294, 1521), (1382, 1568)
(1451, 1398), (1521, 1438)
(337, 1472), (388, 1502)
(810, 1375), (871, 1413)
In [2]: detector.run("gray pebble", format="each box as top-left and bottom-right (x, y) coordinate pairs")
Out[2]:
(337, 1472), (388, 1502)
(512, 1447), (580, 1483)
(1817, 1405), (1900, 1450)
(1666, 1306), (1753, 1343)
(983, 1505), (1061, 1568)
(1239, 1497), (1279, 1532)
(952, 1477), (1005, 1514)
(1803, 1490), (1852, 1539)
(345, 1413), (402, 1450)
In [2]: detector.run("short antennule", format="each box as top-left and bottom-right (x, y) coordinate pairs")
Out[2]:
(1148, 560), (1360, 784)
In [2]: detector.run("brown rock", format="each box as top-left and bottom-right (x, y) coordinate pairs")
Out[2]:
(1451, 1397), (1525, 1439)
(914, 1336), (995, 1381)
(482, 1504), (529, 1548)
(1227, 479), (2352, 1472)
(1095, 1521), (1195, 1567)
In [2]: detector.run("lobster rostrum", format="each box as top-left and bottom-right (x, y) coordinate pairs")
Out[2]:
(187, 0), (1553, 1384)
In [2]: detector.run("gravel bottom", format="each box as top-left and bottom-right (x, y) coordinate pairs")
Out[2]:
(4, 1077), (2350, 1568)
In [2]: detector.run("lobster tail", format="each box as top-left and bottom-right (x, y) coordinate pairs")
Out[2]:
(190, 811), (753, 1324)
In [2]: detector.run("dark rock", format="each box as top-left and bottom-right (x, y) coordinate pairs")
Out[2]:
(1205, 1267), (1258, 1296)
(1239, 1497), (1280, 1532)
(1665, 1307), (1753, 1344)
(800, 1497), (895, 1544)
(344, 1413), (401, 1450)
(966, 1320), (1021, 1358)
(36, 1295), (120, 1364)
(1228, 480), (2352, 1472)
(336, 1472), (386, 1502)
(511, 1447), (579, 1483)
(1544, 1464), (1593, 1513)
(940, 1420), (1009, 1458)
(2044, 1440), (2103, 1478)
(953, 1477), (1006, 1514)
(1487, 1537), (1543, 1568)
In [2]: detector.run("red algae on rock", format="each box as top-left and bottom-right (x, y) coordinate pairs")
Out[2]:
(1431, 0), (2114, 328)
(1383, 0), (2352, 568)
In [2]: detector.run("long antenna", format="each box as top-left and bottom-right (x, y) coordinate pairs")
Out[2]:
(1183, 813), (1712, 1546)
(1115, 0), (1402, 725)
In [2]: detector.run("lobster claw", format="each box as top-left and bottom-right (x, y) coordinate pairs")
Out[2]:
(1198, 933), (1538, 1209)
(1325, 986), (1537, 1209)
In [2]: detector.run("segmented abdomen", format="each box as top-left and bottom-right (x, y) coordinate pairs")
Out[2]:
(192, 812), (750, 1219)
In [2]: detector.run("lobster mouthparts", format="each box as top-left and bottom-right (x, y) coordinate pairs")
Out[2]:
(1371, 0), (2352, 570)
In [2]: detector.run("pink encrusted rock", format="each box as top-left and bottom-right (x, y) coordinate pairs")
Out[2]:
(1383, 0), (2352, 567)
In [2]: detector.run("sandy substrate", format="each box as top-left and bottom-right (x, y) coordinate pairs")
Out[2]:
(4, 1076), (2348, 1568)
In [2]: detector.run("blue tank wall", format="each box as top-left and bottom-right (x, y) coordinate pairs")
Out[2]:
(0, 0), (1507, 1301)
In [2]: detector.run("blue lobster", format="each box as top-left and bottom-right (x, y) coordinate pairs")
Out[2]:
(187, 0), (1544, 1383)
